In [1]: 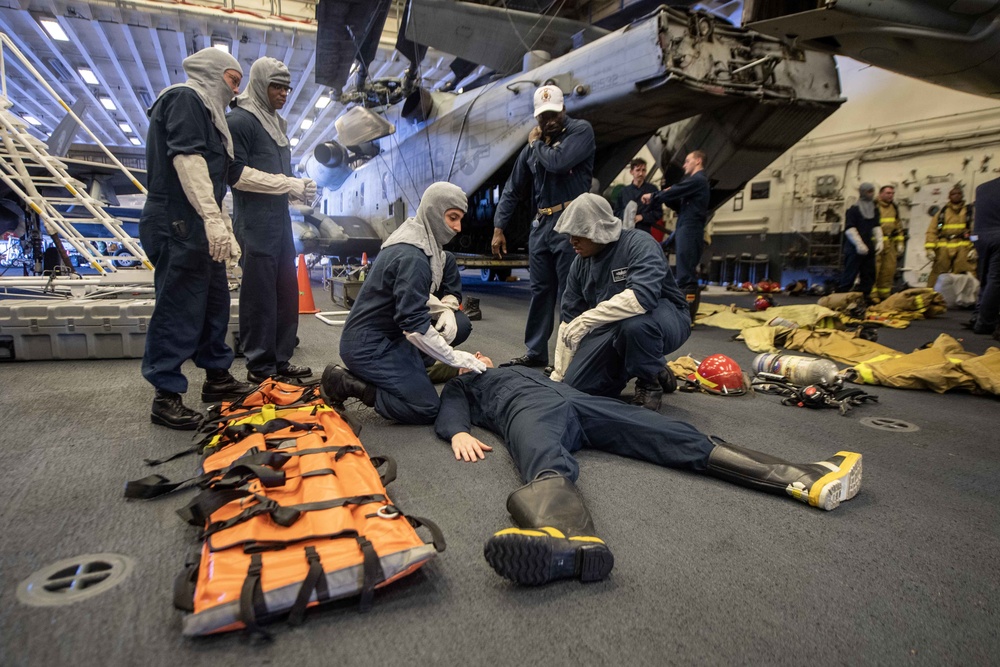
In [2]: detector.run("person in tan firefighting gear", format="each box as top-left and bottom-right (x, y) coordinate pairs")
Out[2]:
(926, 186), (976, 288)
(872, 185), (905, 302)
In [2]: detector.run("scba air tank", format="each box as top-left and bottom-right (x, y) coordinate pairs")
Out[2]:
(752, 353), (840, 386)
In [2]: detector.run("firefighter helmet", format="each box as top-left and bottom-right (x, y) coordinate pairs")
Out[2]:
(753, 295), (774, 311)
(689, 354), (748, 395)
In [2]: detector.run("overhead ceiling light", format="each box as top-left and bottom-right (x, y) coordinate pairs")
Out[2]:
(23, 115), (42, 126)
(78, 68), (99, 85)
(300, 119), (313, 130)
(289, 137), (299, 147)
(119, 122), (133, 133)
(100, 97), (116, 110)
(129, 137), (141, 146)
(212, 39), (230, 53)
(315, 96), (331, 109)
(39, 18), (69, 42)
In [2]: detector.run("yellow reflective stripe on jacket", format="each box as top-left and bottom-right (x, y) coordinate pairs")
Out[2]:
(854, 353), (896, 384)
(914, 294), (925, 309)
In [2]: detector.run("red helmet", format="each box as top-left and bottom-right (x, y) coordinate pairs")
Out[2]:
(753, 295), (773, 311)
(689, 354), (747, 395)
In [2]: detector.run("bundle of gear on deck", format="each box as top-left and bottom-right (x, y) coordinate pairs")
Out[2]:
(125, 378), (444, 638)
(750, 371), (878, 415)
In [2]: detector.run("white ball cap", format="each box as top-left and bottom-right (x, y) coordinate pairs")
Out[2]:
(533, 85), (564, 117)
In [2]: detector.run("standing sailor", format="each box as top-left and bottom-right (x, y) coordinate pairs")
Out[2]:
(140, 48), (254, 430)
(227, 57), (316, 383)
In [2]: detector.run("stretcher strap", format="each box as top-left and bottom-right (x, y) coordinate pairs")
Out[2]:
(288, 546), (330, 626)
(201, 494), (388, 538)
(407, 515), (447, 553)
(143, 444), (201, 467)
(172, 549), (200, 612)
(239, 554), (271, 640)
(368, 455), (397, 486)
(356, 536), (385, 613)
(125, 459), (288, 500)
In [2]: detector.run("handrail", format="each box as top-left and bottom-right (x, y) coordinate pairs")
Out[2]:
(0, 32), (147, 195)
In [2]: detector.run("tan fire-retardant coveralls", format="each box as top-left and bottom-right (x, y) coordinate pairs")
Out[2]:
(873, 200), (904, 301)
(926, 203), (975, 288)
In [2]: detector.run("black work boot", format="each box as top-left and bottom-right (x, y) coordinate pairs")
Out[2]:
(484, 474), (614, 585)
(277, 362), (313, 378)
(151, 389), (203, 430)
(631, 378), (664, 411)
(462, 296), (482, 321)
(706, 441), (863, 511)
(658, 365), (677, 394)
(201, 369), (256, 403)
(685, 287), (702, 324)
(320, 364), (376, 407)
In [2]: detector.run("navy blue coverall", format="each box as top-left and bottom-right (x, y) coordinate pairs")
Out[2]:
(494, 117), (595, 363)
(339, 245), (470, 424)
(140, 87), (233, 394)
(973, 177), (1000, 333)
(561, 229), (691, 398)
(614, 181), (661, 235)
(226, 106), (298, 378)
(649, 171), (710, 291)
(435, 366), (713, 483)
(837, 205), (879, 294)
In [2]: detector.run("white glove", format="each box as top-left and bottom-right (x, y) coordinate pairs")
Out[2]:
(560, 289), (646, 353)
(434, 309), (458, 343)
(873, 227), (884, 254)
(926, 249), (937, 262)
(968, 247), (978, 261)
(173, 154), (230, 262)
(405, 327), (486, 373)
(220, 205), (241, 266)
(549, 322), (575, 383)
(896, 242), (905, 255)
(844, 227), (868, 256)
(622, 201), (638, 231)
(234, 167), (316, 202)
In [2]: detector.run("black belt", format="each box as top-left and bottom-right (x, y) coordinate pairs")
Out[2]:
(538, 201), (573, 216)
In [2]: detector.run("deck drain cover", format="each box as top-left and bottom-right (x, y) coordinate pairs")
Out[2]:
(860, 417), (919, 432)
(16, 553), (134, 607)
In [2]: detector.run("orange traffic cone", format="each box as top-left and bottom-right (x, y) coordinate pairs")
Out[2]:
(297, 254), (319, 314)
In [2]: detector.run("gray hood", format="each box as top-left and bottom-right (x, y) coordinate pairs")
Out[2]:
(235, 57), (290, 147)
(555, 193), (622, 244)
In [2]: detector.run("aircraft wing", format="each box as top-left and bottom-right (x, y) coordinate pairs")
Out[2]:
(316, 0), (394, 88)
(404, 0), (608, 75)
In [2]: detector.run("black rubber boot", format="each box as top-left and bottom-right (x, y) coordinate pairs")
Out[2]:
(685, 287), (702, 324)
(201, 369), (256, 403)
(706, 441), (863, 511)
(151, 389), (203, 430)
(484, 474), (614, 585)
(462, 296), (482, 321)
(320, 364), (376, 406)
(631, 378), (663, 411)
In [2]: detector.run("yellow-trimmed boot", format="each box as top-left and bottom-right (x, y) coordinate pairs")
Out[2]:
(706, 441), (862, 511)
(483, 474), (613, 585)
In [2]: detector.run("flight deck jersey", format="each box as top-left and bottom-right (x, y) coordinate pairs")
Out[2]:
(561, 228), (688, 322)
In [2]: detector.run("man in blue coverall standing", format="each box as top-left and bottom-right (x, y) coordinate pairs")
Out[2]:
(642, 150), (710, 322)
(140, 48), (255, 430)
(549, 194), (689, 411)
(492, 84), (595, 368)
(972, 176), (1000, 338)
(227, 57), (317, 384)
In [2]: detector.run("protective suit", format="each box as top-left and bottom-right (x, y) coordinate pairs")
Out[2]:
(227, 57), (316, 382)
(973, 177), (1000, 335)
(140, 47), (252, 429)
(552, 194), (689, 410)
(872, 199), (904, 301)
(837, 184), (880, 295)
(434, 366), (863, 585)
(926, 198), (975, 288)
(332, 183), (483, 424)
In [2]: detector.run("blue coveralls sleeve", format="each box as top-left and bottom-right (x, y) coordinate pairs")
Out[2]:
(494, 146), (532, 230)
(436, 251), (463, 302)
(390, 250), (434, 334)
(560, 258), (589, 322)
(844, 206), (861, 233)
(435, 376), (474, 441)
(226, 111), (254, 185)
(612, 188), (625, 219)
(162, 91), (210, 159)
(654, 176), (704, 211)
(624, 234), (668, 311)
(531, 121), (595, 175)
